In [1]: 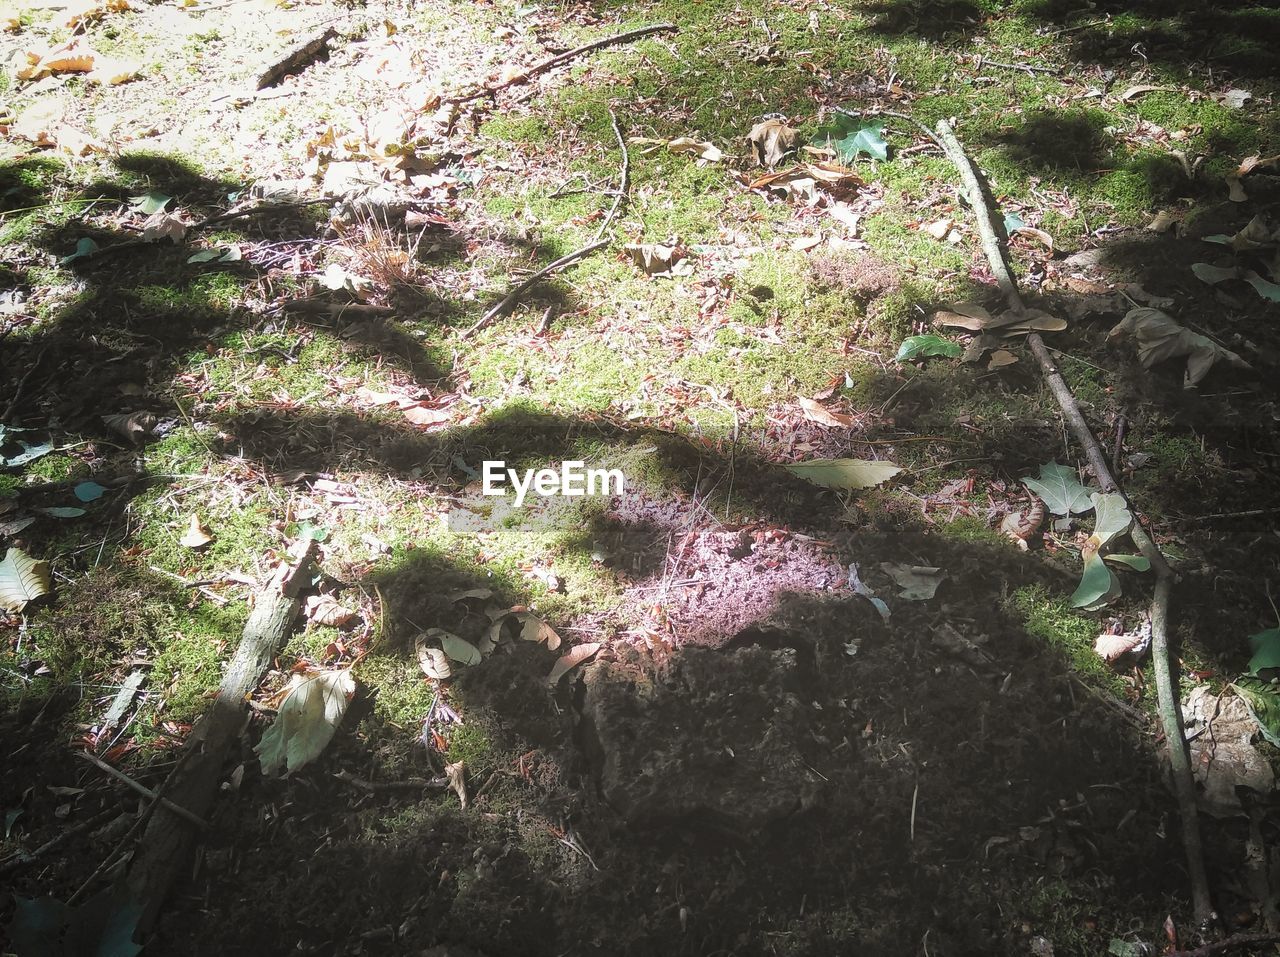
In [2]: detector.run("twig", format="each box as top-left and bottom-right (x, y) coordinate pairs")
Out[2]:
(445, 24), (677, 105)
(332, 770), (450, 792)
(1180, 507), (1280, 523)
(0, 806), (120, 878)
(73, 751), (209, 830)
(932, 117), (1213, 926)
(974, 56), (1062, 75)
(463, 107), (630, 338)
(2, 345), (48, 423)
(1165, 933), (1280, 957)
(1043, 17), (1108, 36)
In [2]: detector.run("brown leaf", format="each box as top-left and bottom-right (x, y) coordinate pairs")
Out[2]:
(179, 514), (214, 549)
(1094, 630), (1144, 663)
(667, 137), (724, 163)
(102, 410), (156, 443)
(304, 594), (357, 627)
(624, 243), (694, 277)
(402, 404), (450, 428)
(517, 612), (561, 650)
(1119, 84), (1175, 101)
(415, 634), (451, 680)
(798, 397), (854, 427)
(547, 642), (602, 684)
(445, 760), (467, 808)
(987, 349), (1018, 369)
(747, 118), (800, 167)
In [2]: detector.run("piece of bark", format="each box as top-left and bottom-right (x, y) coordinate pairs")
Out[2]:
(125, 541), (317, 935)
(256, 28), (337, 90)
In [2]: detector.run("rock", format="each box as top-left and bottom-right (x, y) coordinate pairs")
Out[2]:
(577, 645), (823, 830)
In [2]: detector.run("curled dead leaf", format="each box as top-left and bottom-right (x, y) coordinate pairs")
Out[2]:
(547, 642), (602, 684)
(102, 410), (156, 443)
(304, 594), (357, 627)
(747, 118), (800, 167)
(798, 397), (854, 427)
(446, 760), (467, 808)
(402, 404), (450, 428)
(179, 514), (214, 549)
(624, 243), (694, 278)
(517, 612), (561, 650)
(667, 137), (724, 163)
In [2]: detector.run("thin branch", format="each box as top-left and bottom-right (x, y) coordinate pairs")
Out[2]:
(1166, 933), (1280, 957)
(932, 117), (1213, 926)
(974, 56), (1061, 75)
(445, 24), (677, 105)
(0, 806), (120, 878)
(463, 107), (630, 338)
(332, 770), (450, 792)
(73, 750), (209, 830)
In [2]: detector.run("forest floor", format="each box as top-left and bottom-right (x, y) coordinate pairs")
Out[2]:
(2, 0), (1280, 953)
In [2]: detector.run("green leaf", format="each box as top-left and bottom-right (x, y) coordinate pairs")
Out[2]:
(186, 250), (221, 263)
(1103, 553), (1151, 572)
(811, 113), (888, 163)
(59, 237), (98, 265)
(296, 522), (329, 542)
(129, 191), (171, 215)
(1090, 492), (1132, 548)
(1248, 628), (1280, 675)
(74, 481), (106, 502)
(1232, 678), (1280, 748)
(1022, 462), (1093, 516)
(785, 458), (902, 490)
(36, 506), (86, 518)
(0, 547), (51, 613)
(1191, 262), (1238, 285)
(0, 425), (55, 468)
(1003, 212), (1025, 233)
(1245, 272), (1280, 302)
(895, 335), (962, 362)
(1070, 551), (1118, 608)
(6, 887), (142, 957)
(441, 633), (482, 666)
(255, 669), (355, 776)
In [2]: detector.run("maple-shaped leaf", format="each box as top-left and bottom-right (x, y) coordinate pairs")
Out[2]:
(1022, 462), (1092, 516)
(811, 113), (888, 163)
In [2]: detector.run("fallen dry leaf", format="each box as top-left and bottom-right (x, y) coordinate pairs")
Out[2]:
(304, 594), (357, 627)
(179, 514), (214, 549)
(624, 243), (694, 277)
(517, 611), (561, 651)
(987, 349), (1018, 369)
(798, 397), (854, 427)
(446, 760), (467, 808)
(1108, 306), (1249, 388)
(547, 642), (601, 684)
(667, 137), (724, 163)
(402, 404), (450, 428)
(747, 118), (800, 167)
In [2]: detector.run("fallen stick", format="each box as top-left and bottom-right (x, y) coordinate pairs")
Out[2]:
(1166, 932), (1280, 957)
(332, 770), (450, 793)
(463, 107), (630, 338)
(932, 118), (1213, 926)
(974, 56), (1062, 75)
(446, 23), (677, 105)
(73, 751), (208, 830)
(124, 541), (317, 936)
(0, 806), (120, 878)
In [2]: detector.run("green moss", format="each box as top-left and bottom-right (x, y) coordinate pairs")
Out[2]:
(444, 721), (495, 771)
(21, 453), (80, 482)
(1009, 584), (1125, 692)
(133, 272), (242, 315)
(940, 515), (1006, 547)
(149, 605), (248, 722)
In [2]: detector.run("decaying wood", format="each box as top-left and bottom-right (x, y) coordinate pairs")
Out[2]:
(256, 27), (338, 90)
(125, 541), (317, 935)
(446, 23), (677, 105)
(932, 118), (1214, 926)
